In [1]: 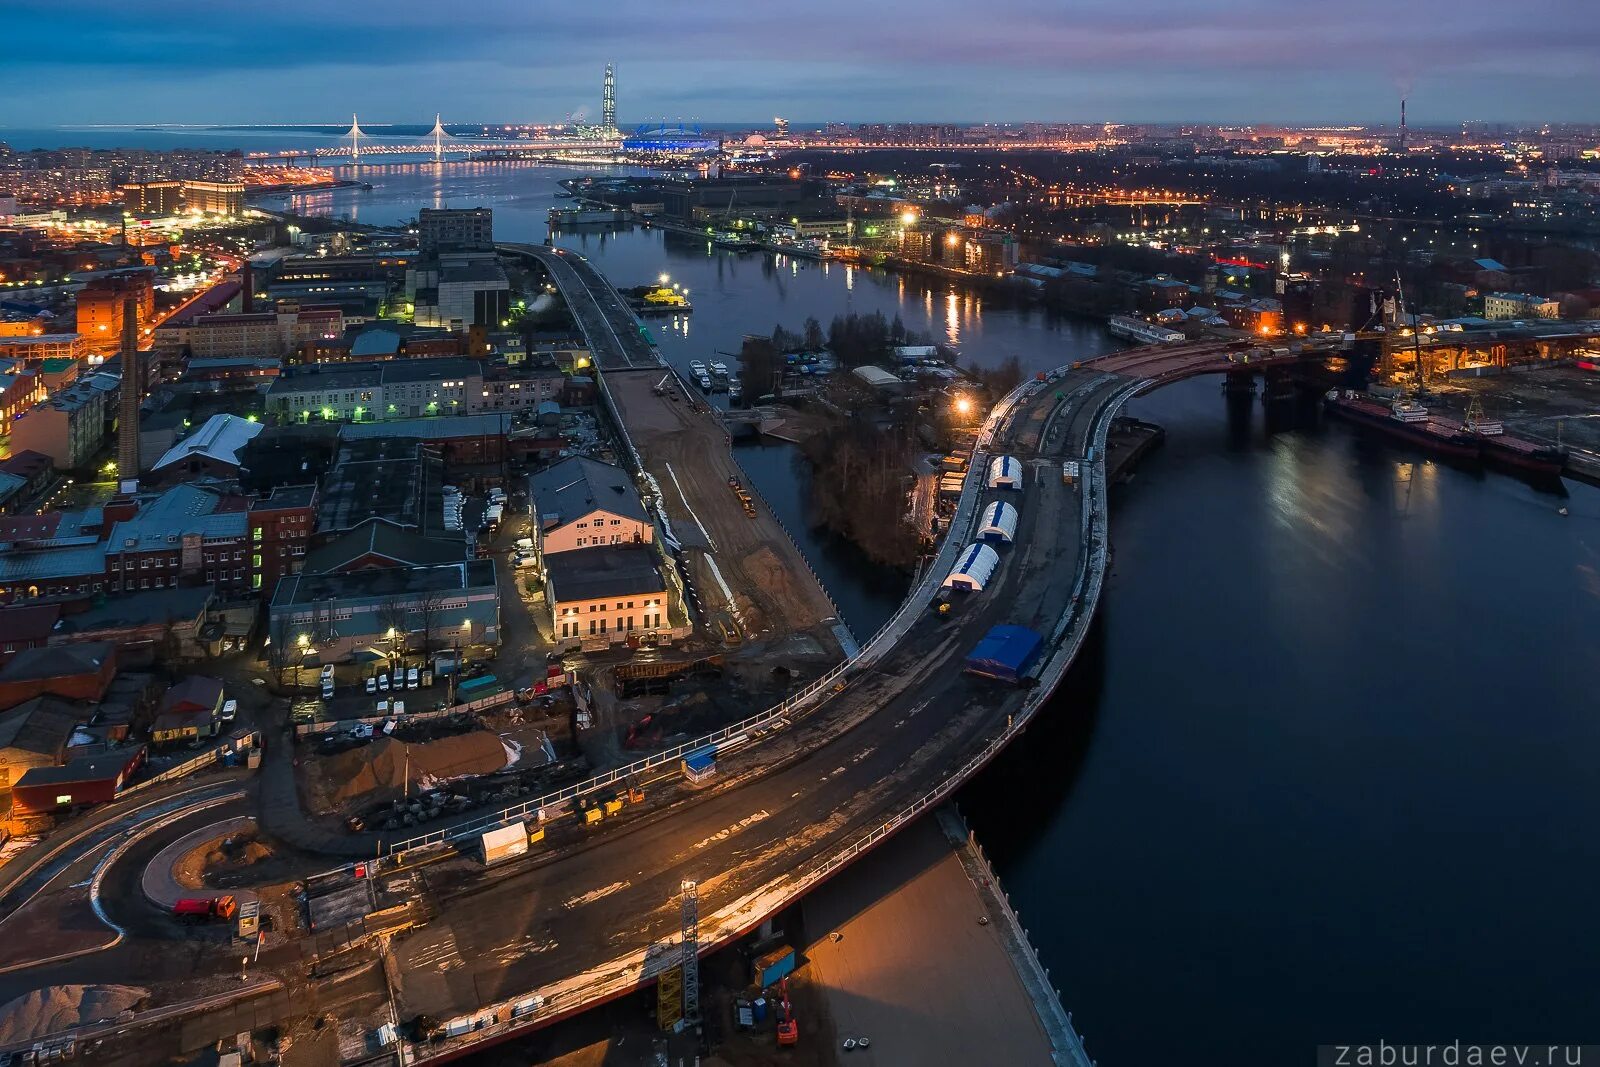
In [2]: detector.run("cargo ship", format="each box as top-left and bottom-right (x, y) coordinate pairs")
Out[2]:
(711, 231), (761, 252)
(1323, 391), (1482, 461)
(1455, 402), (1566, 477)
(548, 206), (627, 227)
(1108, 314), (1185, 345)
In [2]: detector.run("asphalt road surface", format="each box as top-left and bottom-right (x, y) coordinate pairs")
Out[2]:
(382, 369), (1132, 1041)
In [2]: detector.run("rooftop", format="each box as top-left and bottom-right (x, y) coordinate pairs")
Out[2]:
(316, 437), (444, 537)
(0, 696), (82, 757)
(151, 413), (263, 472)
(268, 357), (483, 396)
(301, 523), (466, 574)
(338, 413), (513, 442)
(530, 456), (647, 528)
(546, 545), (664, 604)
(56, 585), (213, 633)
(0, 640), (113, 682)
(15, 748), (142, 789)
(272, 558), (496, 606)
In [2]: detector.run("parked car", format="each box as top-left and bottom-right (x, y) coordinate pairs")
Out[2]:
(378, 674), (390, 691)
(366, 676), (377, 694)
(220, 699), (238, 724)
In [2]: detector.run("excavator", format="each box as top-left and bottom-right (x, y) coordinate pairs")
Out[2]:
(774, 977), (798, 1048)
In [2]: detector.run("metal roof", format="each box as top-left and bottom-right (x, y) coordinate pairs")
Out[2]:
(530, 457), (648, 528)
(942, 542), (1001, 591)
(986, 455), (1024, 489)
(152, 413), (263, 472)
(976, 500), (1019, 543)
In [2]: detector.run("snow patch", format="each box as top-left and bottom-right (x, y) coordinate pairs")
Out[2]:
(564, 880), (628, 910)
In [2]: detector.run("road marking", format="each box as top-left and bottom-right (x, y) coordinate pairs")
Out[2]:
(663, 462), (715, 551)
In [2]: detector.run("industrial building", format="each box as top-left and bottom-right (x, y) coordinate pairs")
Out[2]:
(268, 559), (501, 662)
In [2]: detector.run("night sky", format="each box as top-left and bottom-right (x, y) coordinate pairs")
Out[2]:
(4, 0), (1596, 126)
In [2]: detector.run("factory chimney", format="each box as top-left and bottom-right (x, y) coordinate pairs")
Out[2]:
(116, 297), (143, 491)
(1399, 97), (1408, 151)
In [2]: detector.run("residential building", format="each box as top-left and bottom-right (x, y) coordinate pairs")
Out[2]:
(1484, 291), (1560, 320)
(75, 273), (155, 354)
(149, 676), (224, 745)
(176, 302), (344, 359)
(529, 457), (652, 557)
(417, 207), (494, 254)
(9, 372), (118, 471)
(545, 546), (668, 644)
(180, 180), (245, 216)
(0, 452), (53, 512)
(0, 542), (108, 606)
(269, 559), (500, 663)
(121, 181), (182, 216)
(0, 370), (44, 436)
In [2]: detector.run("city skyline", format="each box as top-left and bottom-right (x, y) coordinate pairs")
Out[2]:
(4, 0), (1598, 126)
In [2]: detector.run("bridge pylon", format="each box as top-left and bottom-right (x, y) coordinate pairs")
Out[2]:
(346, 113), (365, 163)
(429, 113), (448, 163)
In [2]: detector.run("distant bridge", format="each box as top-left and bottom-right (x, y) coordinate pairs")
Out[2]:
(245, 114), (621, 164)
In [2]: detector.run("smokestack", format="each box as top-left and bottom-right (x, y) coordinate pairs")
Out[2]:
(116, 297), (143, 490)
(1400, 97), (1408, 151)
(241, 261), (254, 313)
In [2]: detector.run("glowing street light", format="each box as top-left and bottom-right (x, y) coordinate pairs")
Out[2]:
(953, 395), (974, 416)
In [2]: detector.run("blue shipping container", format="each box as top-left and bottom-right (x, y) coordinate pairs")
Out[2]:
(964, 625), (1044, 684)
(753, 946), (796, 988)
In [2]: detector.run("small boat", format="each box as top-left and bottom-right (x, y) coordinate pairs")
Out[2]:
(689, 360), (707, 376)
(698, 374), (713, 391)
(709, 360), (729, 376)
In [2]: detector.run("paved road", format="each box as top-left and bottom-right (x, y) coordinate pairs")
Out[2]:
(500, 243), (661, 372)
(380, 369), (1134, 1053)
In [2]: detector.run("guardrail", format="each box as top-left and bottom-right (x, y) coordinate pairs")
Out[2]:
(380, 373), (1046, 858)
(399, 362), (1131, 1066)
(122, 731), (260, 798)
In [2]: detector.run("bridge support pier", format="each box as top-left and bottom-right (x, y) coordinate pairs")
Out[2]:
(1222, 368), (1257, 396)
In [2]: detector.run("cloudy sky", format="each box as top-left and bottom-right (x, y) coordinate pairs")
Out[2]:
(4, 0), (1595, 126)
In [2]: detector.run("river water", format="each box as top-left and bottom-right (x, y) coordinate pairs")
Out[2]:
(234, 160), (1600, 1061)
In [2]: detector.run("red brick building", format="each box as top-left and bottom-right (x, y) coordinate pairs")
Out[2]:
(76, 272), (156, 355)
(249, 484), (317, 593)
(0, 641), (116, 712)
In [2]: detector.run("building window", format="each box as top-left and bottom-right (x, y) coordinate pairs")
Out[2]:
(589, 620), (596, 635)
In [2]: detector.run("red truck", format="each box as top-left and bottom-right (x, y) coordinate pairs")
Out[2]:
(173, 895), (238, 922)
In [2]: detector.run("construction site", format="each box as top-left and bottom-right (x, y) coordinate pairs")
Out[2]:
(604, 366), (851, 658)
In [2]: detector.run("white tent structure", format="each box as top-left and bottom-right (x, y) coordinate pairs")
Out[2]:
(986, 455), (1024, 490)
(941, 542), (1001, 592)
(976, 500), (1019, 544)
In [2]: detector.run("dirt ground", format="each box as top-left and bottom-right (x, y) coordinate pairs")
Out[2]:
(302, 732), (513, 815)
(0, 984), (147, 1045)
(605, 369), (843, 651)
(1424, 366), (1600, 452)
(172, 830), (309, 893)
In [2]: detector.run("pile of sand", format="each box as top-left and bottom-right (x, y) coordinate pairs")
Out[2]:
(0, 985), (148, 1044)
(325, 733), (509, 807)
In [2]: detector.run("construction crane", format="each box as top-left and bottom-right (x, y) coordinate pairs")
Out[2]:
(679, 879), (701, 1026)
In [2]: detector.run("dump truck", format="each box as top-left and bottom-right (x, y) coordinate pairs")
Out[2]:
(173, 895), (238, 922)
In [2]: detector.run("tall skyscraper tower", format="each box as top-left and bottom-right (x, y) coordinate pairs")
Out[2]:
(603, 64), (616, 132)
